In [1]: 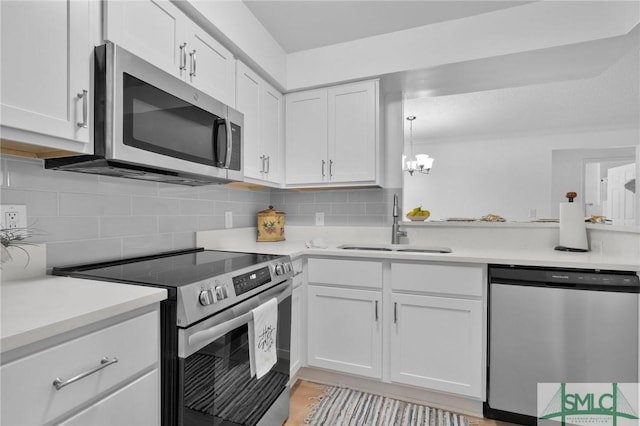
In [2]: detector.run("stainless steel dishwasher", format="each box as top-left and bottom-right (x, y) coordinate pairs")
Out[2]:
(484, 265), (639, 425)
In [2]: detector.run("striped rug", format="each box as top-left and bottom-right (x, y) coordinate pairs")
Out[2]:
(305, 386), (470, 426)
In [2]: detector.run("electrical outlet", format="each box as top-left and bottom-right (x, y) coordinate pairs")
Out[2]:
(528, 208), (537, 218)
(315, 212), (325, 226)
(224, 211), (233, 229)
(1, 204), (27, 230)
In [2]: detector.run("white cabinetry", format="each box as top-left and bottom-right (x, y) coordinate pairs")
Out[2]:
(0, 307), (161, 425)
(390, 263), (485, 398)
(285, 80), (380, 187)
(0, 0), (93, 154)
(236, 61), (284, 185)
(305, 257), (486, 400)
(290, 258), (305, 378)
(104, 0), (235, 106)
(306, 258), (383, 378)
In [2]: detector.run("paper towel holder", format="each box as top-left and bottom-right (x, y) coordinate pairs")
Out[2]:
(554, 191), (589, 252)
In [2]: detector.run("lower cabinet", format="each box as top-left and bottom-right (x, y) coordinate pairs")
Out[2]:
(390, 293), (483, 397)
(57, 370), (160, 426)
(307, 285), (382, 379)
(304, 257), (486, 400)
(0, 307), (161, 425)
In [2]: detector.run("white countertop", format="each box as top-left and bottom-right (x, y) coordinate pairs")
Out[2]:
(1, 276), (167, 353)
(198, 228), (640, 272)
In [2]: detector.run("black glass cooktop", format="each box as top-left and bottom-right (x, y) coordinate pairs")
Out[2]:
(52, 248), (282, 288)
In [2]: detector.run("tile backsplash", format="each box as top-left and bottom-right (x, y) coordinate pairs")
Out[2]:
(0, 155), (399, 268)
(270, 187), (401, 227)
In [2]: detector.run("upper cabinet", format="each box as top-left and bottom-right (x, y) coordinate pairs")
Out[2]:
(285, 80), (381, 188)
(104, 0), (236, 107)
(236, 61), (284, 186)
(0, 0), (93, 155)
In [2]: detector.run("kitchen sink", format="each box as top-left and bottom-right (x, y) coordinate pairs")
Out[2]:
(337, 244), (452, 254)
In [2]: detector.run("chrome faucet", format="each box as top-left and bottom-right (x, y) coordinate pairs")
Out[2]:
(391, 194), (407, 244)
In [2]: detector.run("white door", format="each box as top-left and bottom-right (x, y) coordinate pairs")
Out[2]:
(236, 62), (263, 180)
(104, 0), (186, 79)
(307, 285), (382, 379)
(186, 21), (236, 107)
(607, 163), (636, 226)
(1, 0), (91, 145)
(261, 84), (284, 184)
(285, 90), (328, 185)
(328, 81), (377, 183)
(390, 293), (483, 398)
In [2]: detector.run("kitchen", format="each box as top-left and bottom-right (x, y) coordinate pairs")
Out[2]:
(1, 1), (639, 425)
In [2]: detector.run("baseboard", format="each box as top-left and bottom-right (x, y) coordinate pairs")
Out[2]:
(294, 366), (484, 418)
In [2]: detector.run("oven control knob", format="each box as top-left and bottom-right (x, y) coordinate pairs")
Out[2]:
(199, 289), (216, 306)
(275, 264), (285, 276)
(215, 286), (227, 301)
(284, 263), (292, 273)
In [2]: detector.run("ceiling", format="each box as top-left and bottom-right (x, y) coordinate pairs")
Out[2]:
(243, 1), (530, 53)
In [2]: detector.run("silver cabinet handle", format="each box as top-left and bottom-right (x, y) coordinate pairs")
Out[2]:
(329, 159), (334, 177)
(76, 90), (88, 128)
(179, 43), (187, 71)
(394, 302), (397, 324)
(265, 156), (270, 174)
(375, 300), (379, 322)
(189, 50), (197, 77)
(52, 357), (118, 390)
(260, 155), (266, 173)
(321, 160), (326, 178)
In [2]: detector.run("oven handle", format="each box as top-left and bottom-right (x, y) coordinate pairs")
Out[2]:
(186, 281), (291, 352)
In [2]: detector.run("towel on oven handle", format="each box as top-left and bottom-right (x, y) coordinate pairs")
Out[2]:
(248, 297), (278, 379)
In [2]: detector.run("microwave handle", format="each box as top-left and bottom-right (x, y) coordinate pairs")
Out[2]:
(186, 280), (290, 351)
(224, 117), (233, 169)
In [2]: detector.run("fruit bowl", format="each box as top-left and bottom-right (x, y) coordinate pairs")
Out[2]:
(406, 214), (430, 221)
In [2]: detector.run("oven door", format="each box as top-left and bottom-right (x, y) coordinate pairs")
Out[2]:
(178, 280), (291, 426)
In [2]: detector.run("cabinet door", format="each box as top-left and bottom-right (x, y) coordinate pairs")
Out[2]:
(327, 81), (377, 183)
(58, 370), (160, 426)
(290, 285), (303, 378)
(236, 62), (263, 180)
(390, 294), (483, 398)
(307, 285), (382, 379)
(186, 21), (236, 107)
(285, 90), (328, 185)
(261, 83), (284, 184)
(1, 0), (91, 145)
(104, 0), (186, 79)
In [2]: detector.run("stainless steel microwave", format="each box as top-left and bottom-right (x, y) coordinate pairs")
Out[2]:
(46, 42), (243, 186)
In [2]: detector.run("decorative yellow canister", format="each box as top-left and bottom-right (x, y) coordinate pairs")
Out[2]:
(257, 205), (285, 242)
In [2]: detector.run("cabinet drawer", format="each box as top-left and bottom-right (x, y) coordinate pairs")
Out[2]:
(58, 369), (160, 426)
(392, 263), (483, 297)
(308, 258), (382, 289)
(1, 310), (159, 426)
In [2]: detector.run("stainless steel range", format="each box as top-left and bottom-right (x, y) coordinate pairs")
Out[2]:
(52, 248), (294, 426)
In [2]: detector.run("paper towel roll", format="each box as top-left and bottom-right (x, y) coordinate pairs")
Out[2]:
(557, 202), (589, 251)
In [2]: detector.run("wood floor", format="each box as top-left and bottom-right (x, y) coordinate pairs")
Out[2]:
(285, 380), (518, 426)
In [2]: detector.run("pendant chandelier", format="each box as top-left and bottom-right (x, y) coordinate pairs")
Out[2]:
(402, 116), (434, 175)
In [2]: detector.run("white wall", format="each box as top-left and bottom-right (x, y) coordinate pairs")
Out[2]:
(403, 128), (638, 221)
(285, 1), (639, 90)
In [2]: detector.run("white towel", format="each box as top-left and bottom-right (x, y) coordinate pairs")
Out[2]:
(248, 297), (278, 379)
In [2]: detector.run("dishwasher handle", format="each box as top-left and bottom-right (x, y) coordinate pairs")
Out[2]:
(489, 266), (639, 293)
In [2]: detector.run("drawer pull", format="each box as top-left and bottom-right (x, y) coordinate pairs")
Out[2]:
(52, 357), (118, 390)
